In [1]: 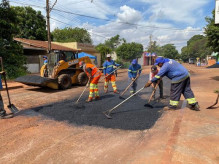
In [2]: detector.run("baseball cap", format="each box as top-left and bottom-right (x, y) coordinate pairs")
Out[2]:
(154, 57), (165, 65)
(132, 59), (137, 65)
(106, 54), (111, 58)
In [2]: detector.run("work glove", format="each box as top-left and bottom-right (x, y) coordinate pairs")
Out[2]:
(144, 81), (152, 88)
(86, 83), (90, 87)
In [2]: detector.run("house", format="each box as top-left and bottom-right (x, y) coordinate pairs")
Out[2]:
(138, 52), (157, 66)
(14, 38), (78, 73)
(53, 42), (101, 67)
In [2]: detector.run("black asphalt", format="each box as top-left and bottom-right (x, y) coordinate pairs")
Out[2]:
(30, 73), (171, 130)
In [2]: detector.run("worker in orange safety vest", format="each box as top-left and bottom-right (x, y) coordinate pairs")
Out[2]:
(79, 61), (102, 102)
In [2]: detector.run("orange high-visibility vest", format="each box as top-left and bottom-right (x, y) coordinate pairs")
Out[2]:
(84, 64), (101, 78)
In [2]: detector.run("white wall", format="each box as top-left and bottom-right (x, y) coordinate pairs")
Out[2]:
(25, 64), (40, 73)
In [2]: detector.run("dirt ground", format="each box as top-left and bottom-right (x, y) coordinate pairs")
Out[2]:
(0, 64), (218, 164)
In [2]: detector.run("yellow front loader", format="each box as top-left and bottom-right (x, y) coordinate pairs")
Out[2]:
(16, 51), (92, 89)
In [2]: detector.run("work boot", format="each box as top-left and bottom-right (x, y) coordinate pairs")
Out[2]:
(114, 90), (119, 94)
(0, 113), (14, 119)
(86, 97), (93, 103)
(94, 96), (100, 101)
(163, 106), (176, 111)
(189, 103), (200, 111)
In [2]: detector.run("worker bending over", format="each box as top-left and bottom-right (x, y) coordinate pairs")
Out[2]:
(79, 61), (101, 102)
(128, 59), (142, 95)
(149, 65), (164, 99)
(103, 54), (120, 94)
(146, 57), (200, 111)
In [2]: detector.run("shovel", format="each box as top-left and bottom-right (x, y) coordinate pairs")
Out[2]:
(206, 92), (219, 109)
(144, 79), (162, 108)
(0, 57), (19, 113)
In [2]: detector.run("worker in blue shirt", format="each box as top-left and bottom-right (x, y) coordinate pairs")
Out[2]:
(146, 57), (200, 111)
(103, 54), (120, 94)
(128, 59), (142, 94)
(43, 56), (48, 65)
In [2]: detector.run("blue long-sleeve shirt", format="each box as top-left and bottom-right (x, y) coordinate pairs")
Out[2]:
(0, 75), (2, 90)
(128, 64), (142, 78)
(103, 60), (120, 75)
(151, 59), (189, 83)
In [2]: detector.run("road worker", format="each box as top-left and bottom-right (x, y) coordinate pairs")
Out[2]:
(149, 65), (164, 99)
(128, 59), (142, 95)
(43, 56), (48, 77)
(79, 61), (101, 102)
(103, 54), (120, 94)
(145, 57), (200, 111)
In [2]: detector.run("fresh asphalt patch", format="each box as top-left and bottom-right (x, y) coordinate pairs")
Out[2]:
(29, 74), (170, 130)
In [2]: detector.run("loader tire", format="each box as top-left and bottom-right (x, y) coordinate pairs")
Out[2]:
(58, 74), (72, 89)
(78, 72), (88, 86)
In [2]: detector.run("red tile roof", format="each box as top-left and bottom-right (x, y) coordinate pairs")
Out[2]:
(14, 38), (78, 52)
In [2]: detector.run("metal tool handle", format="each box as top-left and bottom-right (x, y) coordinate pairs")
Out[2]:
(99, 65), (122, 82)
(107, 87), (145, 114)
(75, 78), (91, 104)
(120, 72), (140, 97)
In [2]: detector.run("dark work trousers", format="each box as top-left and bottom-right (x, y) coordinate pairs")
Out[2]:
(0, 94), (6, 116)
(169, 77), (197, 108)
(152, 80), (163, 98)
(129, 78), (137, 93)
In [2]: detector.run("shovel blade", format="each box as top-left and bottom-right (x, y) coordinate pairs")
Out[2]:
(103, 111), (112, 119)
(7, 104), (19, 113)
(144, 104), (154, 108)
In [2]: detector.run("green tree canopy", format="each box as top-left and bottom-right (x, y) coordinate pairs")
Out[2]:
(147, 41), (161, 55)
(180, 34), (211, 61)
(205, 10), (219, 52)
(0, 0), (26, 78)
(95, 43), (112, 64)
(160, 44), (179, 59)
(12, 6), (47, 41)
(104, 35), (126, 50)
(52, 27), (92, 43)
(115, 42), (143, 61)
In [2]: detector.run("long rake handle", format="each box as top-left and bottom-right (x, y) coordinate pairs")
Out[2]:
(99, 66), (122, 82)
(75, 78), (91, 103)
(120, 73), (140, 97)
(0, 57), (12, 105)
(107, 87), (145, 114)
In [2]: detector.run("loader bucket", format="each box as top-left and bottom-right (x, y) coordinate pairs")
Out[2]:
(15, 75), (59, 89)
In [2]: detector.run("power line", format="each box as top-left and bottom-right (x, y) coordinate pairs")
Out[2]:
(9, 1), (203, 32)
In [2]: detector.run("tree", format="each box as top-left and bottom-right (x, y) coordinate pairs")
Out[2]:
(95, 44), (112, 64)
(104, 35), (126, 50)
(115, 42), (143, 61)
(147, 41), (161, 55)
(160, 44), (179, 59)
(205, 10), (219, 52)
(180, 35), (212, 61)
(0, 0), (26, 78)
(12, 6), (47, 41)
(52, 27), (92, 43)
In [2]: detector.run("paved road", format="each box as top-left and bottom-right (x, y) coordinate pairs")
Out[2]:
(26, 71), (170, 130)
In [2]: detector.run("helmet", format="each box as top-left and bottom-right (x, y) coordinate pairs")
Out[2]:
(43, 56), (47, 59)
(106, 54), (111, 58)
(79, 61), (85, 68)
(154, 57), (165, 65)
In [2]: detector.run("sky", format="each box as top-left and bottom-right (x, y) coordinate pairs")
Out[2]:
(10, 0), (215, 52)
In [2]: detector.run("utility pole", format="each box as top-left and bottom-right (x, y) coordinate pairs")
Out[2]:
(46, 0), (57, 53)
(46, 0), (51, 52)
